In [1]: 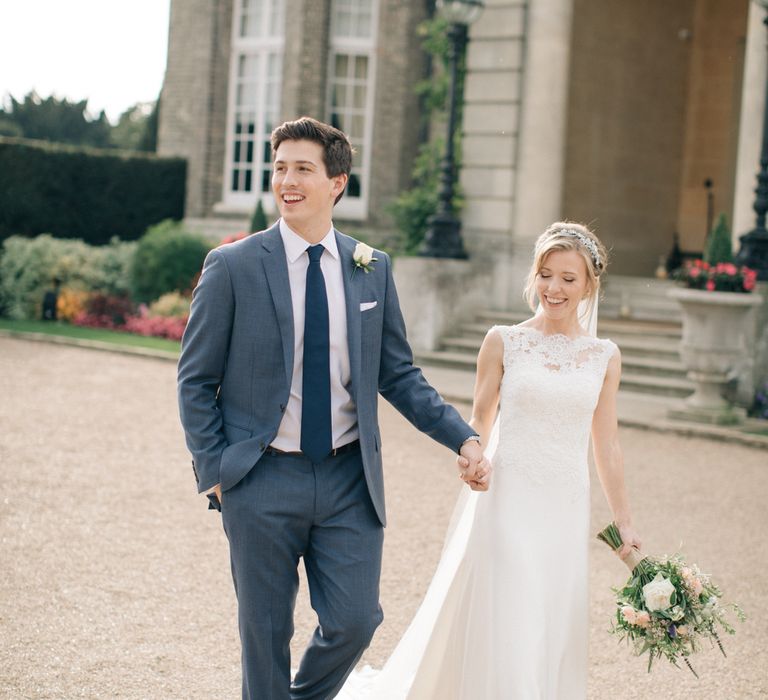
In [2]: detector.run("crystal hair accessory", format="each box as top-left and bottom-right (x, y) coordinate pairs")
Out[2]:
(558, 229), (602, 270)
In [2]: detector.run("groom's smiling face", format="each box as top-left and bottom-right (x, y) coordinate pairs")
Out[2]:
(272, 139), (347, 240)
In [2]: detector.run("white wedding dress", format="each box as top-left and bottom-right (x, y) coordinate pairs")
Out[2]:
(339, 324), (618, 700)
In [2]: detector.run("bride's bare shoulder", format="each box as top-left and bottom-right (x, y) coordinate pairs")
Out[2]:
(487, 319), (537, 338)
(480, 326), (507, 356)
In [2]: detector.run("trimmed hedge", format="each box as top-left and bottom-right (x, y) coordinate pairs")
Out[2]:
(0, 136), (186, 244)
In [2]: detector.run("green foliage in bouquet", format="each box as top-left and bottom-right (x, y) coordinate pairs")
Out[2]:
(597, 523), (745, 677)
(130, 220), (211, 303)
(704, 213), (733, 266)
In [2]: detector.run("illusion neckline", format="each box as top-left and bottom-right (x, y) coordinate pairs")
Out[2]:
(512, 324), (597, 343)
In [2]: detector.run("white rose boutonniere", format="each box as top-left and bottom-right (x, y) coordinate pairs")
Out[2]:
(642, 573), (676, 612)
(352, 242), (377, 276)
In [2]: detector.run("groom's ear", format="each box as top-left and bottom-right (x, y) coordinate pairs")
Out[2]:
(331, 172), (348, 197)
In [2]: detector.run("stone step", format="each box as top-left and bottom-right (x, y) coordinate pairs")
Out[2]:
(600, 294), (681, 309)
(619, 372), (693, 398)
(461, 319), (682, 339)
(474, 309), (682, 330)
(434, 341), (686, 378)
(600, 306), (682, 323)
(620, 356), (687, 379)
(417, 350), (477, 371)
(602, 336), (681, 358)
(431, 307), (691, 400)
(416, 351), (694, 397)
(441, 334), (681, 360)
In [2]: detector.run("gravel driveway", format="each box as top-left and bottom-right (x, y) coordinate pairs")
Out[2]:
(1, 336), (765, 699)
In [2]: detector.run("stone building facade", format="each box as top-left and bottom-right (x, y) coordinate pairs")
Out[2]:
(158, 0), (430, 244)
(158, 0), (762, 292)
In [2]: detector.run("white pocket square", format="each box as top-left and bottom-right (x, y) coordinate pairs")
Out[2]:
(360, 301), (378, 312)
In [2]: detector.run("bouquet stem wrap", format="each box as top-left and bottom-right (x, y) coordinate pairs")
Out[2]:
(596, 522), (650, 577)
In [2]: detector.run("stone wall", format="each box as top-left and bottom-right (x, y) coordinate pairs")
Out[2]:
(158, 0), (233, 218)
(159, 0), (431, 243)
(563, 0), (696, 276)
(676, 0), (749, 251)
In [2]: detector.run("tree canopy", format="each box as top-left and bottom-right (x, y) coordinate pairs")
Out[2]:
(0, 91), (157, 152)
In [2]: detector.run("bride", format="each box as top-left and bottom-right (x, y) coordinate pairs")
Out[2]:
(339, 222), (642, 699)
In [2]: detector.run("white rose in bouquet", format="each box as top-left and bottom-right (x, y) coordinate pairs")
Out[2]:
(642, 573), (676, 612)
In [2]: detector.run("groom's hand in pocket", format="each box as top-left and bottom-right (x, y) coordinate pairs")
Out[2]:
(206, 484), (223, 511)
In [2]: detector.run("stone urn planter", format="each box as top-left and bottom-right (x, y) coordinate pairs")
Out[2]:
(668, 287), (763, 424)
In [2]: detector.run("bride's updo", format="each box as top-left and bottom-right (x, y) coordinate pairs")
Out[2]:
(523, 222), (608, 311)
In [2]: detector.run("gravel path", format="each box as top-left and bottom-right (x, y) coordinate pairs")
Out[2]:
(1, 336), (765, 699)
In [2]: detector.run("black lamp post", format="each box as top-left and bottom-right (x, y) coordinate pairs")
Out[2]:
(736, 0), (768, 280)
(419, 0), (484, 259)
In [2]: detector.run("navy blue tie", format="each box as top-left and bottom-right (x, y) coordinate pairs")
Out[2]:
(300, 245), (332, 462)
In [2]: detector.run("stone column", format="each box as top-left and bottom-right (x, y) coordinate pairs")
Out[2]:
(733, 3), (767, 241)
(158, 0), (234, 218)
(509, 0), (574, 306)
(460, 1), (527, 306)
(281, 0), (331, 121)
(460, 0), (574, 309)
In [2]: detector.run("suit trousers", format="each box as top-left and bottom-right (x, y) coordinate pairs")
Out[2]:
(221, 445), (384, 700)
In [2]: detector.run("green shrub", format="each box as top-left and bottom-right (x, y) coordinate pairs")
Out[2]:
(149, 291), (191, 318)
(705, 213), (733, 265)
(250, 199), (269, 233)
(130, 220), (211, 303)
(0, 136), (185, 244)
(388, 140), (447, 253)
(388, 16), (466, 254)
(0, 234), (135, 319)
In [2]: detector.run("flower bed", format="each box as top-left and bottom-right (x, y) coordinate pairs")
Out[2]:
(675, 259), (757, 293)
(71, 292), (188, 340)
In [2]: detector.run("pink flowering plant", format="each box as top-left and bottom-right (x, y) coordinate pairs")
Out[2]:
(597, 523), (745, 677)
(676, 259), (757, 293)
(219, 231), (251, 246)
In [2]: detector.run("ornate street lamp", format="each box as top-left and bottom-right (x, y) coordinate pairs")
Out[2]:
(736, 0), (768, 280)
(419, 0), (485, 259)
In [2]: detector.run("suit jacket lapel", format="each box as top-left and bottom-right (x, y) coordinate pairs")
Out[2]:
(260, 224), (294, 385)
(337, 231), (361, 401)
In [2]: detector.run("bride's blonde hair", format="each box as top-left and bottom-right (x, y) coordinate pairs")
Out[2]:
(523, 222), (608, 311)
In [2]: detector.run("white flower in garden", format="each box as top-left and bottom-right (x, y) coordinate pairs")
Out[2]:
(642, 573), (676, 612)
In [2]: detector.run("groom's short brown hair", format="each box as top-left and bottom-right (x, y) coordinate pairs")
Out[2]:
(271, 117), (353, 204)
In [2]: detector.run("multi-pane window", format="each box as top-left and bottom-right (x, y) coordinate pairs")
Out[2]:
(327, 0), (378, 216)
(331, 0), (374, 39)
(225, 0), (284, 205)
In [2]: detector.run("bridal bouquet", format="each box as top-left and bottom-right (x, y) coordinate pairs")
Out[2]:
(597, 523), (745, 677)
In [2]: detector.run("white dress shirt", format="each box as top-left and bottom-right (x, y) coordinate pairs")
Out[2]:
(270, 219), (359, 452)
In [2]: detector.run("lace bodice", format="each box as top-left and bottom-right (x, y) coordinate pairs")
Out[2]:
(491, 325), (618, 498)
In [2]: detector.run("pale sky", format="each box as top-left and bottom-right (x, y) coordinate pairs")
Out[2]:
(0, 0), (171, 123)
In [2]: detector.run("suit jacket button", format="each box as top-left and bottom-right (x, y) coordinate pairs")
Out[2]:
(280, 404), (286, 413)
(259, 442), (265, 450)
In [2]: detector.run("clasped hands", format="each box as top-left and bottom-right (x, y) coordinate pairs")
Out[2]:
(457, 441), (491, 492)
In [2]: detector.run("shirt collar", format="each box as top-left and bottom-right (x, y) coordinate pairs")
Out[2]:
(279, 218), (339, 263)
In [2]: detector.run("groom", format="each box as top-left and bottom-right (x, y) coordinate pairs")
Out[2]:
(177, 116), (487, 700)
